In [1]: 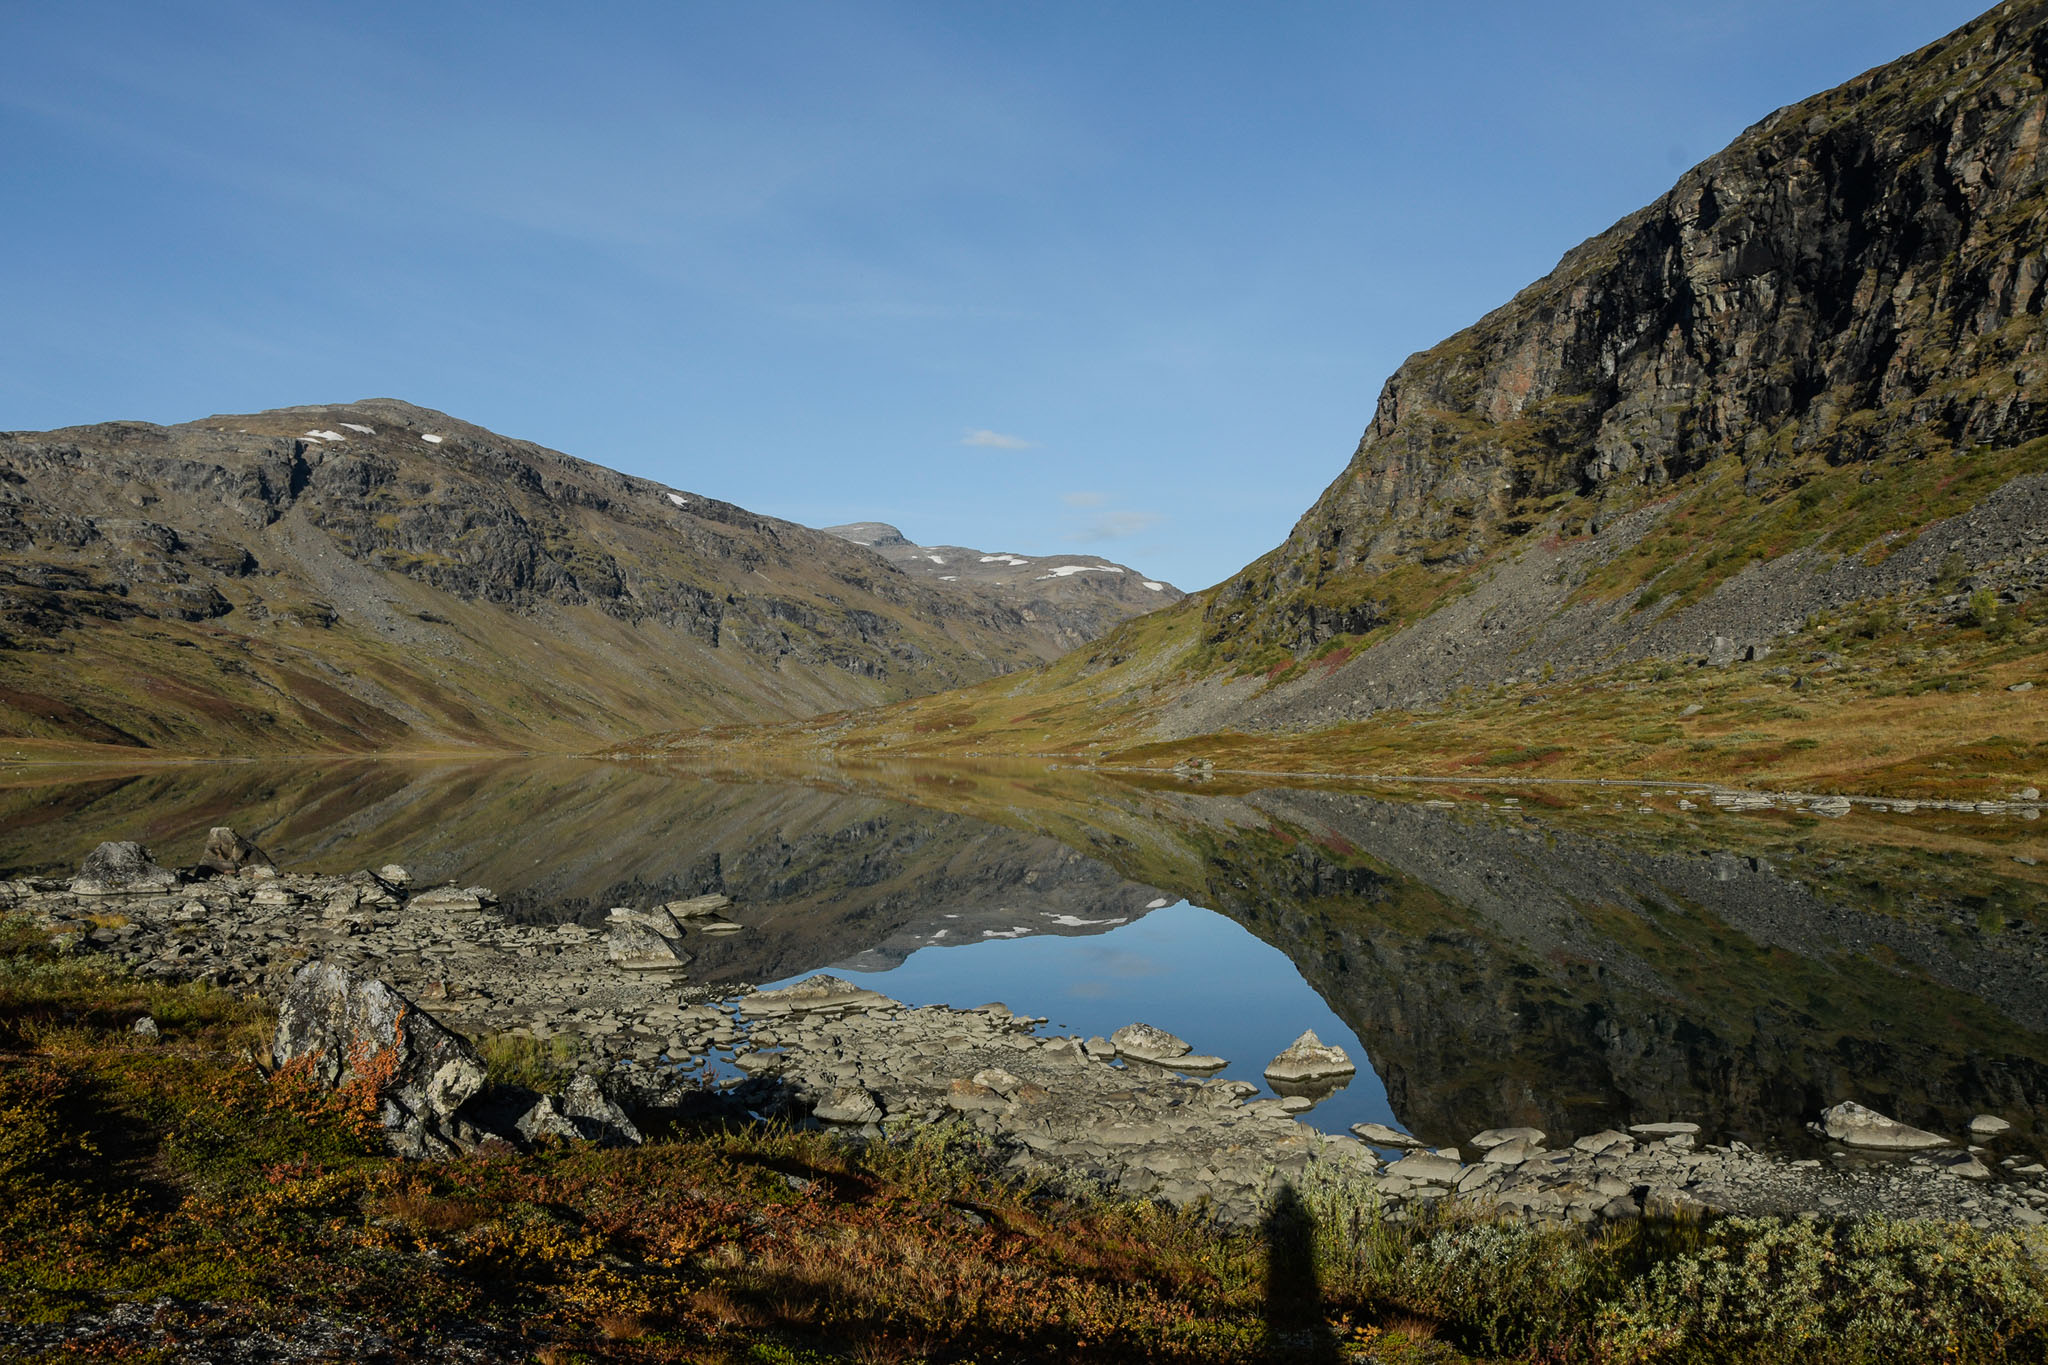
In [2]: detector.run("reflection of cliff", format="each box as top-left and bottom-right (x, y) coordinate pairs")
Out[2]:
(1029, 783), (2048, 1147)
(0, 760), (1169, 984)
(771, 763), (2048, 1147)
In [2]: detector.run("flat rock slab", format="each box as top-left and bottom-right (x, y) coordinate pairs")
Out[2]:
(1823, 1101), (1951, 1150)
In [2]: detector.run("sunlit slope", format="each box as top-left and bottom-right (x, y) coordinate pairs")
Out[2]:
(638, 2), (2048, 795)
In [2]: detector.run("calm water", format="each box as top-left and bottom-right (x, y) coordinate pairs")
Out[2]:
(2, 756), (2042, 1148)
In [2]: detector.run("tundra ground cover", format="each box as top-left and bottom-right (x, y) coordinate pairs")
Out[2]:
(1, 926), (2045, 1363)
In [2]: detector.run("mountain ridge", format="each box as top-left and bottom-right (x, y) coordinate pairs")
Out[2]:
(0, 400), (1161, 755)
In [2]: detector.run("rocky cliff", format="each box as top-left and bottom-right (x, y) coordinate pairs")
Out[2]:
(0, 401), (1116, 753)
(1188, 2), (2048, 702)
(821, 521), (1181, 657)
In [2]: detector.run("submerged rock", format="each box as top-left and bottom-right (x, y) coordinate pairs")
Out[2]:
(273, 961), (487, 1159)
(71, 841), (180, 896)
(1821, 1100), (1950, 1151)
(1263, 1029), (1356, 1083)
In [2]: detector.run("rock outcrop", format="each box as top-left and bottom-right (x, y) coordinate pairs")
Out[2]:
(273, 960), (487, 1158)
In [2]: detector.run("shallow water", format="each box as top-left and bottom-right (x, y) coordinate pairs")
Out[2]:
(2, 756), (2042, 1149)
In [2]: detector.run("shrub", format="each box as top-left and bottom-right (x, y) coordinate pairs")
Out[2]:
(477, 1032), (580, 1093)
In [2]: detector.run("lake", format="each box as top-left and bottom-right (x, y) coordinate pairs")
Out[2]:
(1, 756), (2041, 1148)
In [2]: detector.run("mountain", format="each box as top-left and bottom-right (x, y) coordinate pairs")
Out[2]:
(0, 400), (1129, 755)
(820, 520), (1181, 657)
(687, 1), (2048, 793)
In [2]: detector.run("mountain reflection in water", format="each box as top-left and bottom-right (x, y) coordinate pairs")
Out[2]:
(0, 757), (2040, 1149)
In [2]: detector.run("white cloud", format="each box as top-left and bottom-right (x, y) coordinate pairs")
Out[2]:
(1067, 510), (1161, 542)
(961, 428), (1034, 449)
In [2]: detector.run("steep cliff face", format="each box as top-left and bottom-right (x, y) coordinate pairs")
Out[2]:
(0, 401), (1087, 753)
(1207, 0), (2048, 657)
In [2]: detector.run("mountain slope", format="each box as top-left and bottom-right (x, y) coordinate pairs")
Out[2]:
(821, 520), (1181, 657)
(0, 400), (1096, 754)
(674, 1), (2048, 789)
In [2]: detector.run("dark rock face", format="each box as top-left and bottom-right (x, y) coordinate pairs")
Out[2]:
(273, 960), (487, 1158)
(1204, 2), (2048, 659)
(70, 841), (179, 896)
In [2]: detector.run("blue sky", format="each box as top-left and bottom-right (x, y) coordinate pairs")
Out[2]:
(1, 1), (1989, 591)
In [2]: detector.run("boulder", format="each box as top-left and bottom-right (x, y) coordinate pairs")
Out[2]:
(1110, 1022), (1191, 1063)
(560, 1073), (642, 1146)
(1351, 1121), (1426, 1148)
(71, 841), (180, 896)
(606, 906), (692, 972)
(197, 826), (273, 875)
(746, 974), (894, 1016)
(377, 863), (413, 888)
(1968, 1114), (2012, 1136)
(1263, 1029), (1357, 1084)
(663, 894), (731, 918)
(409, 885), (495, 913)
(1628, 1121), (1701, 1138)
(1821, 1100), (1950, 1150)
(813, 1085), (885, 1125)
(1470, 1126), (1545, 1151)
(273, 961), (487, 1159)
(1386, 1152), (1464, 1185)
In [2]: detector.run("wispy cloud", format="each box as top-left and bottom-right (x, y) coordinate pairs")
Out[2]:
(1060, 490), (1105, 507)
(1067, 509), (1161, 542)
(961, 428), (1034, 449)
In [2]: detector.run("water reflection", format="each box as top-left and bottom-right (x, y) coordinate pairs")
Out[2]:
(0, 756), (2041, 1149)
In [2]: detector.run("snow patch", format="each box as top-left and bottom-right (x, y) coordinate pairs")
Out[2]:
(302, 429), (345, 441)
(1145, 897), (1171, 909)
(339, 423), (375, 435)
(1037, 564), (1123, 579)
(925, 554), (945, 564)
(666, 492), (690, 507)
(1142, 581), (1165, 591)
(979, 554), (1031, 566)
(1041, 913), (1127, 928)
(939, 575), (958, 581)
(981, 927), (1033, 939)
(420, 434), (444, 444)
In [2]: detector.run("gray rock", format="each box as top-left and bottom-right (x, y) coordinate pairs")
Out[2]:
(1574, 1129), (1635, 1155)
(198, 826), (273, 875)
(1968, 1114), (2013, 1136)
(132, 1015), (159, 1040)
(1628, 1121), (1701, 1137)
(513, 1093), (584, 1144)
(409, 885), (493, 912)
(1470, 1126), (1545, 1150)
(71, 841), (180, 896)
(560, 1073), (642, 1146)
(1484, 1136), (1539, 1165)
(1110, 1021), (1192, 1063)
(272, 961), (486, 1158)
(662, 894), (732, 918)
(606, 907), (691, 971)
(1386, 1152), (1464, 1185)
(1352, 1121), (1426, 1148)
(1821, 1100), (1950, 1150)
(1262, 1029), (1356, 1083)
(813, 1084), (885, 1125)
(747, 974), (894, 1016)
(377, 863), (413, 887)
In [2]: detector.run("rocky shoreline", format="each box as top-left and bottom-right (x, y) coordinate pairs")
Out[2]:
(11, 835), (2047, 1233)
